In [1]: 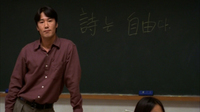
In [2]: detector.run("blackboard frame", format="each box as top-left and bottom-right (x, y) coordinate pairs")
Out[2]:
(0, 0), (199, 95)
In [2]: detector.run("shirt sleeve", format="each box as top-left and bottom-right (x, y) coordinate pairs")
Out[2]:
(5, 49), (26, 112)
(64, 44), (83, 112)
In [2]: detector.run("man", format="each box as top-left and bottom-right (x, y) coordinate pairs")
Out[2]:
(5, 6), (83, 112)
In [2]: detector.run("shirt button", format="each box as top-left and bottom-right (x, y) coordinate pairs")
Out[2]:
(38, 96), (40, 98)
(45, 76), (47, 78)
(42, 86), (44, 88)
(45, 65), (48, 67)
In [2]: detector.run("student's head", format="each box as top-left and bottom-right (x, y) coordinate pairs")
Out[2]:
(34, 6), (58, 39)
(134, 97), (165, 112)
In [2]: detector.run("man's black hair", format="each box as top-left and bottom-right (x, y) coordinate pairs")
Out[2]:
(34, 6), (58, 26)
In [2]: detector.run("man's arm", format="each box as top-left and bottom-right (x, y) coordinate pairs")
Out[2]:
(64, 44), (83, 112)
(5, 50), (26, 112)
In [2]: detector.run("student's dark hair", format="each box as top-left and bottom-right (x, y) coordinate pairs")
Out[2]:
(134, 97), (165, 112)
(34, 6), (58, 26)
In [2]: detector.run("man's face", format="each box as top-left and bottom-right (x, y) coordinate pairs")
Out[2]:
(36, 12), (58, 39)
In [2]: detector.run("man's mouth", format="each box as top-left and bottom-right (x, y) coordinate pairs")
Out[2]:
(44, 30), (50, 33)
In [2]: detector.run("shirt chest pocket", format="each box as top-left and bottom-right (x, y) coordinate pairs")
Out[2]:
(50, 61), (66, 80)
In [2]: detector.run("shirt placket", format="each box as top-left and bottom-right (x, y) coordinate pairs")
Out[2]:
(37, 51), (51, 100)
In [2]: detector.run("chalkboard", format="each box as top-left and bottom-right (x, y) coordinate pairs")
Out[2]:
(0, 0), (199, 95)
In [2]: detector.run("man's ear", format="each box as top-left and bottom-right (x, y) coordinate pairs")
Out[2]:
(36, 26), (39, 31)
(56, 23), (58, 28)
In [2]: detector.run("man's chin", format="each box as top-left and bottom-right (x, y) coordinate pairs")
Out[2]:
(42, 35), (52, 39)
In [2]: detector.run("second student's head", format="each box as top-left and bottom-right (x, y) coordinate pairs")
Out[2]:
(134, 97), (165, 112)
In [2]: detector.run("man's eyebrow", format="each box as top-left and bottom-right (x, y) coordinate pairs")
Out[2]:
(39, 17), (53, 21)
(38, 19), (44, 22)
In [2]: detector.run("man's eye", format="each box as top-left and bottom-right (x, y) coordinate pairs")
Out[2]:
(48, 20), (52, 22)
(39, 21), (44, 23)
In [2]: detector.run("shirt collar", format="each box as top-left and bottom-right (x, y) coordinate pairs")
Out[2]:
(33, 37), (60, 51)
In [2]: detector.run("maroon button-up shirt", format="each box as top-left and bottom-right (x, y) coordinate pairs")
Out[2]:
(5, 37), (83, 112)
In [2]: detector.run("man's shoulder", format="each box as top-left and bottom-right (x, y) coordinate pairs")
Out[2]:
(59, 38), (74, 43)
(58, 38), (75, 46)
(22, 40), (39, 51)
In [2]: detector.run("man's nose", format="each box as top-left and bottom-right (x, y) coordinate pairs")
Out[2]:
(44, 21), (49, 28)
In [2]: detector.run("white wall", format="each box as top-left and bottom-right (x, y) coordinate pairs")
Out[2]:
(1, 97), (200, 112)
